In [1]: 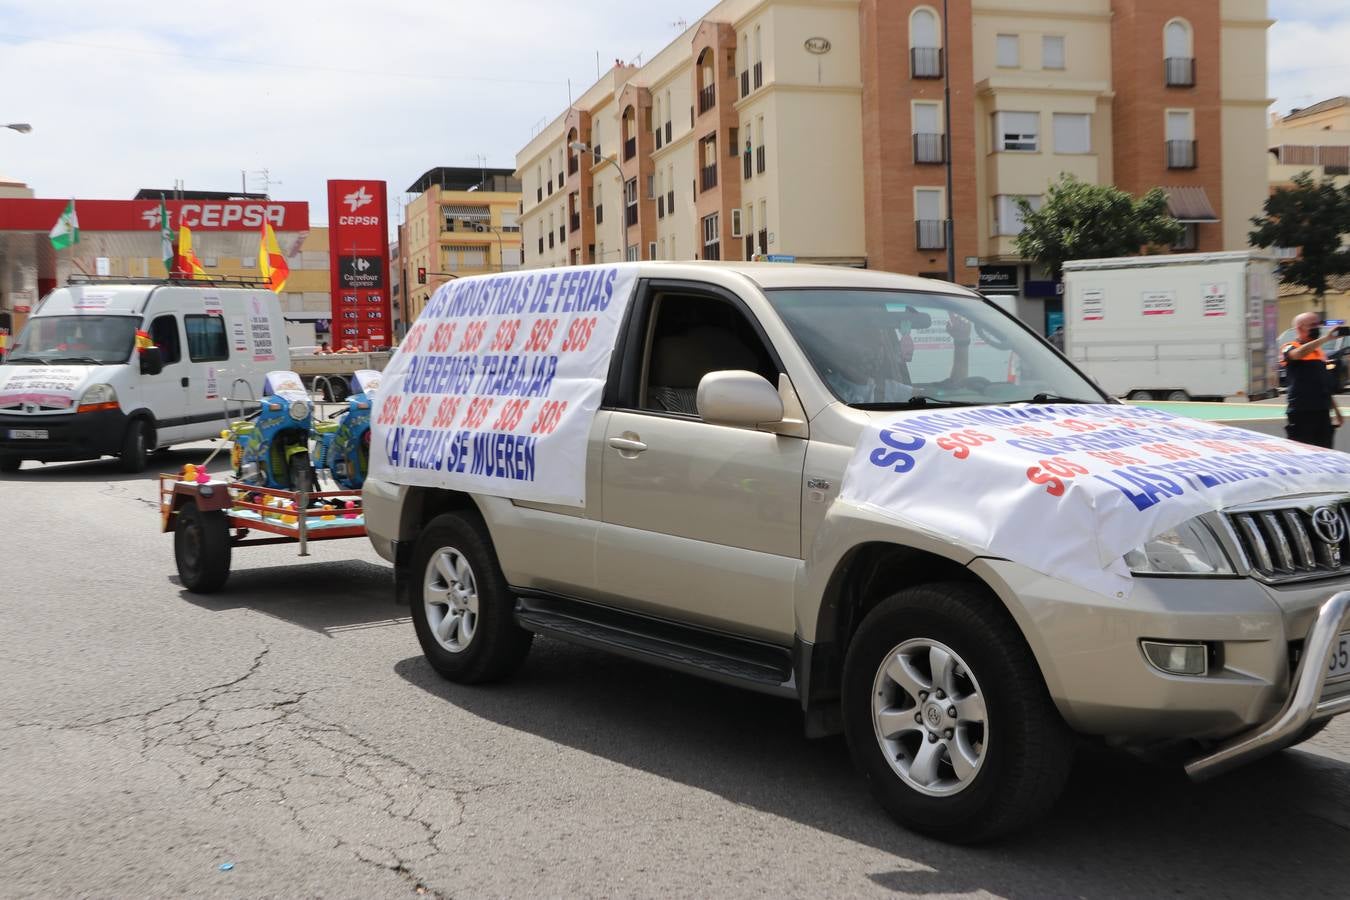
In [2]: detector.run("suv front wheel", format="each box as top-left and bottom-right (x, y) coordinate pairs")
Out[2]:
(842, 582), (1074, 843)
(410, 511), (533, 684)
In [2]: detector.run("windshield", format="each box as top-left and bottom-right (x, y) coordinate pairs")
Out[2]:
(8, 315), (139, 365)
(765, 288), (1107, 408)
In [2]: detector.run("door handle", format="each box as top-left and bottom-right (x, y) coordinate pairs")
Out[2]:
(607, 436), (647, 453)
(181, 377), (190, 387)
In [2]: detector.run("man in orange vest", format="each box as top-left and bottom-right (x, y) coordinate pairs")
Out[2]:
(1282, 312), (1347, 448)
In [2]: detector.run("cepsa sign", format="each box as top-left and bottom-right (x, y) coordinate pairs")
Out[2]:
(327, 179), (392, 350)
(0, 198), (309, 232)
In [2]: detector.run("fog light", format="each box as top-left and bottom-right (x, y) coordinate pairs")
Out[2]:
(1141, 640), (1209, 676)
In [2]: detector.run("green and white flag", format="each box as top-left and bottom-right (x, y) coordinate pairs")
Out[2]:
(49, 199), (79, 250)
(159, 196), (174, 274)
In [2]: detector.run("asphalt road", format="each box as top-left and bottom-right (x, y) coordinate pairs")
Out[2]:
(4, 445), (1350, 898)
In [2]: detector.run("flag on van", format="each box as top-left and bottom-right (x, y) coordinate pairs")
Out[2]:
(159, 196), (174, 275)
(176, 224), (207, 279)
(49, 199), (79, 250)
(258, 223), (289, 292)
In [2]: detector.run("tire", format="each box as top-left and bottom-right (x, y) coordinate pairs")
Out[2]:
(1125, 390), (1152, 401)
(174, 500), (231, 593)
(0, 455), (20, 474)
(842, 582), (1074, 844)
(410, 511), (533, 684)
(288, 452), (316, 495)
(119, 419), (149, 473)
(1164, 390), (1190, 402)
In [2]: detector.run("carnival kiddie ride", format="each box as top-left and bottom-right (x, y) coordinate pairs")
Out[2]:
(158, 372), (373, 593)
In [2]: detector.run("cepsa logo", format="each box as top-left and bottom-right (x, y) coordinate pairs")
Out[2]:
(339, 215), (382, 226)
(141, 204), (289, 229)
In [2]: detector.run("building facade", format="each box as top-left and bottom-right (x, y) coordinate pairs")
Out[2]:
(400, 167), (523, 323)
(515, 0), (1270, 333)
(1268, 96), (1350, 190)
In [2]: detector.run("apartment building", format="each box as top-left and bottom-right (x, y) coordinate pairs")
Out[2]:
(516, 0), (1269, 333)
(1268, 96), (1350, 189)
(401, 167), (523, 322)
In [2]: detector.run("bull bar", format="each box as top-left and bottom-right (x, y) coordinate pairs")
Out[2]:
(1186, 590), (1350, 780)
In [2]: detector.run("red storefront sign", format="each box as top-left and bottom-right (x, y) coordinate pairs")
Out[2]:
(326, 180), (391, 350)
(0, 198), (309, 231)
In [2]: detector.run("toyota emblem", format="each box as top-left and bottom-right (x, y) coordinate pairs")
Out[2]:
(1311, 506), (1346, 545)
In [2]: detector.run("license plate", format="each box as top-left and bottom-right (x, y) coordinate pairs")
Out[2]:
(1329, 631), (1350, 682)
(8, 429), (48, 439)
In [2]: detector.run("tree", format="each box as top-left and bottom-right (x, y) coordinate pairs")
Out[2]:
(1248, 171), (1350, 316)
(1013, 175), (1184, 280)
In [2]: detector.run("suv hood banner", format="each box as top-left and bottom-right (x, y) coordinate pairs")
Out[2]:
(368, 266), (636, 506)
(842, 404), (1350, 596)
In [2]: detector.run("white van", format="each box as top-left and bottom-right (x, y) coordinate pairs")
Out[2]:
(0, 278), (289, 473)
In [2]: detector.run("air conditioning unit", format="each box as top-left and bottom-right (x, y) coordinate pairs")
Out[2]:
(730, 209), (743, 238)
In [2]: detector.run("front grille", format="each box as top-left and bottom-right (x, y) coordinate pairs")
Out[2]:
(1225, 498), (1350, 582)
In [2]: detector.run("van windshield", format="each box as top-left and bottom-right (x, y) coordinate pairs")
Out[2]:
(764, 288), (1108, 408)
(7, 315), (139, 365)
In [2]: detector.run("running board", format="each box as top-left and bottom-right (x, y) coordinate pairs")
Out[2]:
(513, 592), (797, 698)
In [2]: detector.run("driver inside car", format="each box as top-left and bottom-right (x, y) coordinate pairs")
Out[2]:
(819, 308), (972, 404)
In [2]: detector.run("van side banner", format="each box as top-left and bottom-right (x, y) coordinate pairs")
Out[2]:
(368, 266), (637, 506)
(841, 405), (1350, 597)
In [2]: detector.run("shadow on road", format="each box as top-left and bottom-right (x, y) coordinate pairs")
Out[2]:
(395, 639), (1350, 897)
(176, 558), (400, 637)
(2, 446), (230, 484)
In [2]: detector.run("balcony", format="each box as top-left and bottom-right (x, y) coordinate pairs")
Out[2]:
(913, 133), (945, 164)
(547, 179), (554, 196)
(655, 128), (664, 150)
(657, 196), (665, 218)
(700, 164), (718, 192)
(665, 121), (672, 143)
(753, 61), (762, 89)
(625, 204), (638, 228)
(911, 47), (943, 79)
(548, 232), (555, 249)
(740, 70), (750, 98)
(743, 153), (752, 179)
(570, 212), (580, 233)
(1166, 139), (1197, 169)
(624, 136), (637, 161)
(698, 84), (716, 115)
(916, 219), (947, 250)
(667, 190), (674, 212)
(756, 146), (766, 174)
(558, 225), (566, 243)
(1165, 57), (1195, 87)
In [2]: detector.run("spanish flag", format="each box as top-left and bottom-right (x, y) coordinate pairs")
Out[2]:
(135, 330), (155, 351)
(258, 223), (289, 292)
(176, 224), (207, 279)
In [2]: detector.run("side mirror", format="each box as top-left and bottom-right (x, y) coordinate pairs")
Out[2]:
(139, 347), (164, 376)
(696, 370), (784, 427)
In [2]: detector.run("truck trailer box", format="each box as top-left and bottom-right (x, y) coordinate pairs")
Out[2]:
(1063, 251), (1279, 401)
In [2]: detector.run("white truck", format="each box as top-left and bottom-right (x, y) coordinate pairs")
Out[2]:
(1063, 251), (1279, 402)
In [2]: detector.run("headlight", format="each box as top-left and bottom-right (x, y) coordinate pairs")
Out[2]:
(288, 399), (310, 421)
(79, 384), (117, 405)
(1125, 518), (1234, 576)
(77, 384), (118, 412)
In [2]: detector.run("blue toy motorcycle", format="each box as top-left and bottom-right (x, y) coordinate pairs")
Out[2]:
(312, 369), (381, 490)
(226, 370), (317, 493)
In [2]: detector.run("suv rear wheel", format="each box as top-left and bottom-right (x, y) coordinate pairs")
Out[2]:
(843, 581), (1074, 843)
(410, 511), (533, 684)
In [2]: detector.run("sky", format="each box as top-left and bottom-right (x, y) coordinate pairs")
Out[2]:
(0, 0), (1345, 233)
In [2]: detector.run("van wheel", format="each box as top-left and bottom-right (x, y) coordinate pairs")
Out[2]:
(119, 419), (149, 473)
(410, 511), (533, 684)
(174, 500), (231, 593)
(1164, 390), (1190, 402)
(1125, 390), (1151, 401)
(0, 455), (20, 474)
(843, 582), (1074, 844)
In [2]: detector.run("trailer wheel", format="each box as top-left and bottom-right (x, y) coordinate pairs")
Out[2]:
(174, 500), (231, 593)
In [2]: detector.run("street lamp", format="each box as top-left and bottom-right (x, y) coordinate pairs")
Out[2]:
(569, 140), (629, 263)
(4, 123), (32, 134)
